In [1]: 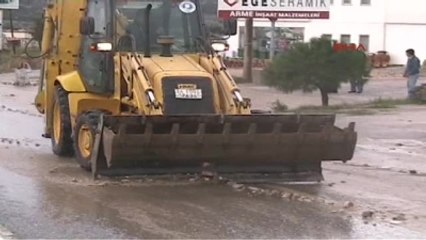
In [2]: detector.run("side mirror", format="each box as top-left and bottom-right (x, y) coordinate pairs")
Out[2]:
(80, 17), (95, 35)
(223, 19), (237, 36)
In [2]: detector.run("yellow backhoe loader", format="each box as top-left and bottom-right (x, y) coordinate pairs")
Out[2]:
(34, 0), (357, 181)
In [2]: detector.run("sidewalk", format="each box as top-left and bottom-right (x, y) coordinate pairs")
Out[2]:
(232, 67), (420, 110)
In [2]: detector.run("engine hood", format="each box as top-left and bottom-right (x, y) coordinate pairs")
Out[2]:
(143, 55), (208, 79)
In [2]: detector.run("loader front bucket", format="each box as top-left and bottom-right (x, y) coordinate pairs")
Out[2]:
(91, 114), (357, 182)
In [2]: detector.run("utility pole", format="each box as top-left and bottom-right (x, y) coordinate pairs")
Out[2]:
(243, 18), (253, 83)
(269, 18), (277, 60)
(8, 9), (16, 54)
(0, 10), (3, 51)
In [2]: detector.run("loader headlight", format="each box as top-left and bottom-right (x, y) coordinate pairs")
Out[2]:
(234, 90), (250, 108)
(234, 90), (244, 103)
(147, 90), (160, 109)
(147, 90), (156, 103)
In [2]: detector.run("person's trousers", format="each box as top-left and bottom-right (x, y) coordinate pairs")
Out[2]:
(407, 74), (420, 99)
(350, 79), (364, 93)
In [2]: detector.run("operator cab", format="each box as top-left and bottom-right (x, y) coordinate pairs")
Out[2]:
(79, 0), (236, 93)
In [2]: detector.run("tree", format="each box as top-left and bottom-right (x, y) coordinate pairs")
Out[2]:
(263, 37), (371, 106)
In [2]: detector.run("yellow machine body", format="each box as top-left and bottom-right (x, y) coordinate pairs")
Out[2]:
(35, 0), (357, 181)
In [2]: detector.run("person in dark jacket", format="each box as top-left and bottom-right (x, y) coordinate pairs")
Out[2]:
(404, 49), (421, 99)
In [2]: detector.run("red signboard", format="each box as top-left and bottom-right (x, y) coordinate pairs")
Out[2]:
(333, 43), (367, 53)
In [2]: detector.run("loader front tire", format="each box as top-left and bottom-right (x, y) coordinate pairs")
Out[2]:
(73, 112), (103, 171)
(51, 85), (74, 156)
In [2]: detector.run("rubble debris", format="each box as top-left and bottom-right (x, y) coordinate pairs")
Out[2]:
(231, 183), (245, 191)
(189, 177), (199, 182)
(362, 211), (374, 219)
(291, 193), (301, 201)
(281, 192), (293, 199)
(203, 177), (212, 182)
(300, 197), (313, 203)
(71, 178), (78, 183)
(409, 170), (418, 175)
(343, 201), (354, 209)
(395, 143), (404, 147)
(201, 171), (216, 178)
(265, 189), (280, 197)
(392, 214), (406, 222)
(247, 186), (263, 195)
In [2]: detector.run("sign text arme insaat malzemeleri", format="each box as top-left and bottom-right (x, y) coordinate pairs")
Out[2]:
(218, 0), (330, 19)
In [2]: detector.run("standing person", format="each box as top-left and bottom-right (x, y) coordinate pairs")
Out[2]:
(404, 49), (421, 99)
(348, 51), (371, 94)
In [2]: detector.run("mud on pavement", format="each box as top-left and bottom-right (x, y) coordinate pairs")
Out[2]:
(0, 144), (423, 239)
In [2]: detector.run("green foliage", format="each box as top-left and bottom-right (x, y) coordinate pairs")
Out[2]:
(263, 37), (371, 106)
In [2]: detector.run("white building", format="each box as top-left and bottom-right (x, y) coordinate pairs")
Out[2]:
(227, 0), (426, 65)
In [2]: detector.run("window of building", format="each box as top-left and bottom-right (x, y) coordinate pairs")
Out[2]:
(361, 0), (371, 5)
(342, 0), (351, 5)
(340, 34), (351, 44)
(359, 35), (370, 51)
(322, 34), (332, 40)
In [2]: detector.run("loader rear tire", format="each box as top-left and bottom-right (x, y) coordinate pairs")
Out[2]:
(51, 85), (74, 156)
(73, 112), (103, 171)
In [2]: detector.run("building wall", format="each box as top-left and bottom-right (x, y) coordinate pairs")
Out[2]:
(227, 0), (426, 65)
(385, 0), (426, 24)
(385, 24), (426, 65)
(383, 0), (426, 64)
(305, 0), (386, 52)
(304, 22), (384, 52)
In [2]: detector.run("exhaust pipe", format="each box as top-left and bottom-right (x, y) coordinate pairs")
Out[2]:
(144, 4), (153, 58)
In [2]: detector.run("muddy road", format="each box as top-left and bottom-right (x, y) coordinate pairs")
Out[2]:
(1, 74), (426, 238)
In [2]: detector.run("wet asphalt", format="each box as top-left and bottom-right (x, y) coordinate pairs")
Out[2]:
(0, 156), (423, 239)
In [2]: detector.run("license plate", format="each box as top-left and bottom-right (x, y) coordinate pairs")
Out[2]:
(175, 88), (202, 99)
